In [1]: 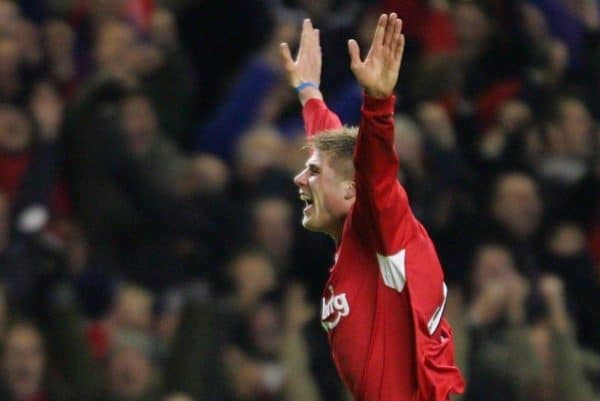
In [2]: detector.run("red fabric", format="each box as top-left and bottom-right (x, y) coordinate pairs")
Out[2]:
(421, 11), (458, 56)
(437, 92), (461, 120)
(69, 0), (88, 26)
(382, 0), (457, 56)
(381, 0), (428, 40)
(303, 99), (343, 137)
(69, 0), (155, 32)
(475, 79), (522, 129)
(51, 180), (73, 217)
(588, 218), (600, 269)
(86, 322), (111, 361)
(0, 152), (31, 202)
(23, 392), (48, 401)
(126, 0), (155, 33)
(0, 151), (72, 216)
(304, 97), (465, 400)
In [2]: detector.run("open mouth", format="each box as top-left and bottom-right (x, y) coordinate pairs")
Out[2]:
(300, 193), (314, 211)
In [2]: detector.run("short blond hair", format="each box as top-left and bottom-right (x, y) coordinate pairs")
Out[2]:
(307, 127), (358, 179)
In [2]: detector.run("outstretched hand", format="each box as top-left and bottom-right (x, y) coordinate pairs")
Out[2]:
(279, 18), (321, 88)
(348, 13), (405, 98)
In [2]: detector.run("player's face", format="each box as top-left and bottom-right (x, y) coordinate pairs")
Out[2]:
(294, 149), (354, 237)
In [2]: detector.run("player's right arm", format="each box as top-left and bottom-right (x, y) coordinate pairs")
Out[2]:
(280, 19), (342, 136)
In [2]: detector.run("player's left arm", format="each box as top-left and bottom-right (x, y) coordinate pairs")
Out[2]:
(349, 13), (413, 254)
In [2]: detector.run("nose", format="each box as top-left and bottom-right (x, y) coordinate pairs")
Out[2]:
(294, 168), (308, 187)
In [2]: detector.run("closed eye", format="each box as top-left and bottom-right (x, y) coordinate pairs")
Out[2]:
(308, 164), (320, 175)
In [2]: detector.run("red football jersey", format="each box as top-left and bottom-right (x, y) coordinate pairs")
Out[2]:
(303, 95), (465, 401)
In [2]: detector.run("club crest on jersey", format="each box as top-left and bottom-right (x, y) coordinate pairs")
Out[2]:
(321, 286), (350, 331)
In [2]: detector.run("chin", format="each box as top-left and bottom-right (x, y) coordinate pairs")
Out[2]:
(302, 216), (322, 232)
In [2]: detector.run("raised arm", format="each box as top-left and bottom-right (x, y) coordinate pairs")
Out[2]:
(349, 14), (413, 254)
(280, 19), (342, 135)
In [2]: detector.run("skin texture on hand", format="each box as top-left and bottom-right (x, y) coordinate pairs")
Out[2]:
(279, 19), (323, 106)
(279, 19), (324, 105)
(279, 19), (321, 88)
(348, 13), (405, 99)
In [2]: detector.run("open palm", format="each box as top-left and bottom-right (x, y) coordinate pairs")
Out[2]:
(348, 13), (405, 98)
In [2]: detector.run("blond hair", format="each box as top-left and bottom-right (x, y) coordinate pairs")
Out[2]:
(307, 127), (358, 179)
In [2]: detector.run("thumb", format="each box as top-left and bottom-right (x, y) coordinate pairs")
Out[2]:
(279, 42), (294, 70)
(348, 39), (361, 69)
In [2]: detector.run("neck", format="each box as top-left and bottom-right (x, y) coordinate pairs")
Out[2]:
(326, 220), (345, 245)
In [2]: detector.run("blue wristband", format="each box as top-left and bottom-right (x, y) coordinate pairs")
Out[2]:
(295, 81), (319, 92)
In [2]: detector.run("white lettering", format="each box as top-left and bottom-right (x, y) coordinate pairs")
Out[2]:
(321, 288), (350, 331)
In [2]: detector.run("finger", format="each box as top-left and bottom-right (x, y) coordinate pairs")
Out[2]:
(383, 13), (397, 47)
(395, 34), (405, 65)
(314, 28), (320, 49)
(372, 14), (388, 48)
(307, 22), (317, 50)
(393, 19), (403, 57)
(305, 18), (313, 30)
(394, 18), (402, 48)
(348, 39), (362, 69)
(279, 42), (294, 69)
(298, 18), (312, 56)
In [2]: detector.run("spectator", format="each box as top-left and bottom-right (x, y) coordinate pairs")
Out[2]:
(452, 242), (600, 401)
(0, 322), (47, 401)
(0, 1), (597, 400)
(482, 172), (544, 274)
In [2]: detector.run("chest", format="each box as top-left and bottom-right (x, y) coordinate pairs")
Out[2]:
(321, 237), (373, 327)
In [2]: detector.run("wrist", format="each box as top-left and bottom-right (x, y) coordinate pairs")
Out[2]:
(364, 88), (392, 99)
(297, 85), (323, 106)
(295, 81), (319, 92)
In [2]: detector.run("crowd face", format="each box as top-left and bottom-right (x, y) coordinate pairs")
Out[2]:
(394, 116), (423, 176)
(0, 0), (18, 26)
(557, 98), (594, 158)
(0, 36), (20, 78)
(294, 149), (354, 238)
(249, 302), (282, 356)
(491, 174), (542, 239)
(453, 3), (491, 59)
(2, 324), (45, 400)
(111, 285), (154, 332)
(252, 198), (294, 262)
(120, 95), (159, 156)
(471, 244), (518, 292)
(230, 252), (276, 311)
(176, 154), (230, 198)
(107, 346), (154, 399)
(94, 21), (136, 75)
(0, 105), (32, 152)
(235, 127), (285, 185)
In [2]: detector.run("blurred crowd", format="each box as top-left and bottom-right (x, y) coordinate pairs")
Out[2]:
(0, 0), (599, 400)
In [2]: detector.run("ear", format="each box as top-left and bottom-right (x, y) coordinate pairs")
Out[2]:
(343, 181), (356, 200)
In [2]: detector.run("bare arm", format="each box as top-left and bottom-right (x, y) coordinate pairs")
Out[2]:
(280, 19), (342, 135)
(280, 19), (323, 106)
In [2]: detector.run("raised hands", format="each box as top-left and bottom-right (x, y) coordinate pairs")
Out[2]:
(279, 19), (323, 104)
(280, 19), (321, 87)
(280, 14), (405, 102)
(348, 13), (405, 98)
